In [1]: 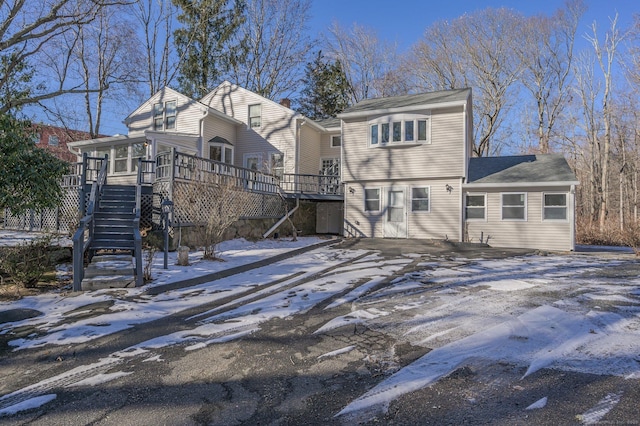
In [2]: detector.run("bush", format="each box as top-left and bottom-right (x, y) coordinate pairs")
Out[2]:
(577, 217), (640, 255)
(0, 236), (54, 288)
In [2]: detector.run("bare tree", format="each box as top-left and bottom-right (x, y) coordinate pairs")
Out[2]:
(410, 8), (524, 156)
(133, 0), (179, 96)
(518, 0), (585, 153)
(324, 21), (404, 104)
(226, 0), (314, 100)
(584, 13), (626, 231)
(0, 0), (124, 114)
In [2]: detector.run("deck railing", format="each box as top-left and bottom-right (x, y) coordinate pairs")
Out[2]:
(156, 149), (280, 194)
(280, 173), (343, 196)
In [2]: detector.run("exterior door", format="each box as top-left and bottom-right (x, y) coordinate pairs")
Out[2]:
(384, 188), (407, 238)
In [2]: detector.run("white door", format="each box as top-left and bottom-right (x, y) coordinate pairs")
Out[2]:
(384, 188), (407, 238)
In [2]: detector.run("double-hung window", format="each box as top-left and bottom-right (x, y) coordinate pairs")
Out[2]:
(502, 193), (526, 220)
(465, 194), (486, 220)
(543, 193), (567, 220)
(48, 135), (59, 146)
(364, 188), (381, 212)
(369, 114), (430, 146)
(154, 100), (177, 130)
(411, 187), (430, 212)
(249, 104), (261, 128)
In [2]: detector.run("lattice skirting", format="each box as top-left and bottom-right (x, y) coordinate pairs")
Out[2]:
(3, 186), (81, 234)
(152, 179), (286, 229)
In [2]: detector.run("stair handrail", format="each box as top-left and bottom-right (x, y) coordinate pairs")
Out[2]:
(72, 155), (108, 291)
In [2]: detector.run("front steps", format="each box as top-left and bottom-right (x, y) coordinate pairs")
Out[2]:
(81, 254), (137, 290)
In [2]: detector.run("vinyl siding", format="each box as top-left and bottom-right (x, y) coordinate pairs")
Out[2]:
(319, 132), (341, 159)
(299, 124), (321, 175)
(343, 178), (462, 240)
(203, 83), (297, 173)
(127, 89), (204, 136)
(342, 106), (465, 183)
(464, 186), (574, 251)
(201, 115), (237, 161)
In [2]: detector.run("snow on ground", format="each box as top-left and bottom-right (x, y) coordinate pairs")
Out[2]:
(1, 233), (639, 419)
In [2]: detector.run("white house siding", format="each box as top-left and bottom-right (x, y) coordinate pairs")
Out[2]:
(343, 178), (462, 240)
(202, 82), (297, 173)
(319, 132), (341, 160)
(127, 88), (204, 136)
(341, 106), (466, 183)
(201, 115), (237, 159)
(299, 125), (322, 175)
(464, 186), (574, 251)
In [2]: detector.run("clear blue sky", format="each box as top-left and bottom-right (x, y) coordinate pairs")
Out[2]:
(308, 0), (638, 52)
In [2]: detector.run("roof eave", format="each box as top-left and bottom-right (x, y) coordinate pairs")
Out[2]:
(338, 99), (469, 119)
(463, 180), (580, 189)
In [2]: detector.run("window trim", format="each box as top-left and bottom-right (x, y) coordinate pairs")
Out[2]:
(542, 192), (568, 221)
(501, 192), (527, 221)
(364, 187), (381, 212)
(208, 141), (234, 165)
(368, 113), (431, 147)
(48, 135), (59, 146)
(410, 186), (431, 213)
(243, 152), (262, 171)
(269, 151), (284, 178)
(248, 103), (262, 129)
(331, 135), (341, 148)
(153, 99), (177, 131)
(465, 193), (487, 222)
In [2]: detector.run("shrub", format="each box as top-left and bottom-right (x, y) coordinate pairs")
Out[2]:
(0, 236), (54, 288)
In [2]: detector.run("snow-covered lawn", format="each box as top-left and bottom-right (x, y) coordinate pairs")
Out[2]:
(1, 234), (639, 420)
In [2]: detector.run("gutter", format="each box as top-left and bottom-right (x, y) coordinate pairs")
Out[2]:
(463, 181), (581, 189)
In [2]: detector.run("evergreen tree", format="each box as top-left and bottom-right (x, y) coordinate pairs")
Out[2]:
(296, 51), (351, 120)
(172, 0), (245, 99)
(0, 114), (69, 215)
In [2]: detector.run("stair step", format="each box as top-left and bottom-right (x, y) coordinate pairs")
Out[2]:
(82, 275), (136, 290)
(94, 232), (134, 241)
(91, 240), (136, 250)
(94, 212), (136, 220)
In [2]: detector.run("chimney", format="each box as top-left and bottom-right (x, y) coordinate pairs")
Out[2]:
(280, 98), (291, 109)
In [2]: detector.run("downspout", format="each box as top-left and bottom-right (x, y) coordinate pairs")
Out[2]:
(459, 102), (468, 243)
(570, 184), (576, 251)
(198, 108), (210, 156)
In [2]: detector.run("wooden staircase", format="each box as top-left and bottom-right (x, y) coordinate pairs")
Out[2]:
(81, 185), (140, 290)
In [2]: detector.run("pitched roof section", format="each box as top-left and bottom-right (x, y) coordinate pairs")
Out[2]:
(467, 154), (579, 185)
(339, 88), (471, 118)
(314, 117), (341, 130)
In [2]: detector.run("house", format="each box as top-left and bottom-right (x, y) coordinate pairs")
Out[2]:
(67, 83), (578, 251)
(33, 124), (100, 163)
(68, 82), (339, 186)
(338, 89), (578, 251)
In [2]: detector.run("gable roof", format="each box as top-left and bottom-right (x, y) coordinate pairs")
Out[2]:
(466, 154), (579, 186)
(314, 117), (341, 131)
(338, 88), (471, 118)
(124, 86), (242, 127)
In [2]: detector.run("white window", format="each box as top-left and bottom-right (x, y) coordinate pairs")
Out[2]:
(502, 193), (526, 220)
(364, 188), (380, 212)
(48, 135), (59, 146)
(465, 193), (486, 220)
(114, 145), (129, 173)
(270, 152), (284, 179)
(543, 193), (567, 220)
(154, 100), (177, 130)
(331, 135), (341, 147)
(368, 114), (431, 146)
(249, 104), (261, 128)
(208, 138), (234, 165)
(411, 187), (430, 212)
(32, 133), (41, 144)
(131, 143), (147, 171)
(244, 153), (262, 171)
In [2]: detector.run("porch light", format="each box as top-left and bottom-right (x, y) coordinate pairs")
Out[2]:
(445, 184), (453, 193)
(348, 186), (356, 194)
